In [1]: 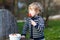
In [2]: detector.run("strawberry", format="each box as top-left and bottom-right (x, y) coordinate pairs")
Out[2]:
(27, 13), (32, 17)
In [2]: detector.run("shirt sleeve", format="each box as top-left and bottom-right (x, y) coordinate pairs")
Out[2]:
(21, 18), (29, 36)
(35, 17), (45, 32)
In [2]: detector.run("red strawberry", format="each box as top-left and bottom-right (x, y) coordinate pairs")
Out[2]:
(27, 13), (32, 17)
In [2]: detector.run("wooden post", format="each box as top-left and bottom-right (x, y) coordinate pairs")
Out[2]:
(13, 0), (18, 17)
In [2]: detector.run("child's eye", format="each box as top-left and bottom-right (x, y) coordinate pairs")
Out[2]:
(29, 7), (32, 10)
(29, 7), (34, 10)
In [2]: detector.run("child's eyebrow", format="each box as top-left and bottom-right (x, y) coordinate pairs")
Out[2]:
(29, 7), (34, 10)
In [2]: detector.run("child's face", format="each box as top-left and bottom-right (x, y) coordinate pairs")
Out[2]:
(28, 6), (39, 17)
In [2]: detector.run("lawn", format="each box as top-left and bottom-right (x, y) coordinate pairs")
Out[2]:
(17, 20), (60, 40)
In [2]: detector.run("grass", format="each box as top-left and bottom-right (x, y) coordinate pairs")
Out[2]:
(17, 20), (60, 40)
(44, 20), (60, 40)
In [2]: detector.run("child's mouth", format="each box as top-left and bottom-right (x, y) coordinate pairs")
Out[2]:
(27, 13), (32, 17)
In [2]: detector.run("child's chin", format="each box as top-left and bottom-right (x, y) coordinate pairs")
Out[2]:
(29, 16), (33, 18)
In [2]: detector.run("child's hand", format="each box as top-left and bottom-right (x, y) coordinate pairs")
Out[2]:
(21, 36), (25, 40)
(30, 20), (36, 26)
(21, 35), (25, 38)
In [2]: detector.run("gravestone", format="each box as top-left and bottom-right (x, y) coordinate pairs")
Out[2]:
(0, 9), (18, 40)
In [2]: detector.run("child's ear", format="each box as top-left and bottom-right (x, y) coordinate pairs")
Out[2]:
(35, 8), (40, 14)
(35, 8), (38, 12)
(38, 10), (40, 13)
(36, 10), (40, 14)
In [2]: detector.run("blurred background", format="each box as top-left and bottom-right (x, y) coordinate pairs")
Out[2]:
(0, 0), (60, 40)
(0, 0), (60, 20)
(0, 0), (60, 19)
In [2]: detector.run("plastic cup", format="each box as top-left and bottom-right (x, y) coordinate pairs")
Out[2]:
(9, 34), (21, 40)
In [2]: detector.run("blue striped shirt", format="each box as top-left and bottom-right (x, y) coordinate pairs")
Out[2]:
(22, 15), (45, 38)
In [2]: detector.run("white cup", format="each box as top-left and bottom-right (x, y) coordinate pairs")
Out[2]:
(9, 34), (21, 40)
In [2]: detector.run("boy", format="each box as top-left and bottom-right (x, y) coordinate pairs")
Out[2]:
(21, 2), (45, 40)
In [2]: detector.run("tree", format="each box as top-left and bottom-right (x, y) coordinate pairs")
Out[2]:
(42, 0), (54, 27)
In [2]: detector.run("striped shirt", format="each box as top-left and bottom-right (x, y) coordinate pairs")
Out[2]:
(22, 15), (45, 38)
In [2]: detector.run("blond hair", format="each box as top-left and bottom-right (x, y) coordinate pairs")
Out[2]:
(28, 2), (43, 13)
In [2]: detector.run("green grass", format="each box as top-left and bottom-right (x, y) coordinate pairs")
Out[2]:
(45, 20), (60, 40)
(17, 20), (60, 40)
(17, 22), (30, 39)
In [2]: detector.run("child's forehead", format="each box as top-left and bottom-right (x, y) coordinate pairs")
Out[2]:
(29, 5), (38, 9)
(28, 2), (43, 12)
